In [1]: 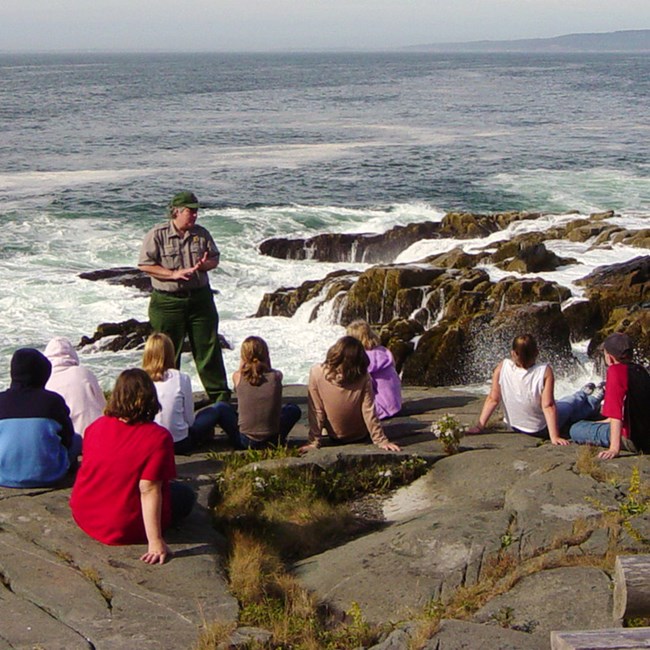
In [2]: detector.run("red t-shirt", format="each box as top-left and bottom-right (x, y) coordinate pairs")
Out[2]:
(601, 362), (650, 453)
(70, 416), (176, 545)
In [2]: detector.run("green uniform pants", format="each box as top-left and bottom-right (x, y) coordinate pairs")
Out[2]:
(149, 286), (230, 402)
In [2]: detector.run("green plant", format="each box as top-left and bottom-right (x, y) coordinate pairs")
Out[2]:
(430, 414), (465, 455)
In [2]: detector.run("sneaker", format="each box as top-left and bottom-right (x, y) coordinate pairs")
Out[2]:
(591, 381), (606, 402)
(580, 382), (596, 395)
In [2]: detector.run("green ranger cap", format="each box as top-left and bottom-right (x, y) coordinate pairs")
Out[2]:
(169, 191), (200, 209)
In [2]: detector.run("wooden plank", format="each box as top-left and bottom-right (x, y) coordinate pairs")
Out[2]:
(550, 628), (650, 650)
(614, 555), (650, 620)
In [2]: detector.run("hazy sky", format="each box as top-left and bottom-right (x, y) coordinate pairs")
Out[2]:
(1, 0), (649, 52)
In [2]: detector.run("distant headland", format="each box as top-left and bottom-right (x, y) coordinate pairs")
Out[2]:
(406, 29), (650, 53)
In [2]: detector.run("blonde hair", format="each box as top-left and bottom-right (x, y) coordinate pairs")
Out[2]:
(346, 319), (380, 350)
(142, 333), (176, 382)
(240, 336), (272, 387)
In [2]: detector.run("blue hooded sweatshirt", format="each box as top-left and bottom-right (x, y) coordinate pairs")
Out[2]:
(0, 348), (73, 487)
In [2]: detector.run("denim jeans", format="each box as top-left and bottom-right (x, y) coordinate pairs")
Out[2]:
(169, 481), (196, 525)
(173, 404), (222, 454)
(556, 390), (602, 430)
(214, 401), (301, 449)
(568, 420), (611, 447)
(68, 433), (83, 471)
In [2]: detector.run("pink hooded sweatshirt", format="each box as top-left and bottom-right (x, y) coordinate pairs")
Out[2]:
(366, 346), (402, 420)
(44, 337), (106, 436)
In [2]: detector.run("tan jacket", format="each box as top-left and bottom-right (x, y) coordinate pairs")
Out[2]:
(307, 363), (388, 447)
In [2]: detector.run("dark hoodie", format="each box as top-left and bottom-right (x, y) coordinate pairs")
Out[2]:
(0, 348), (74, 487)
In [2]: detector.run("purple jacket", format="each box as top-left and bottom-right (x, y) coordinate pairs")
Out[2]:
(366, 346), (402, 419)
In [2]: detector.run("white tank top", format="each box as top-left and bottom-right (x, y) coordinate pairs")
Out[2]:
(498, 359), (548, 433)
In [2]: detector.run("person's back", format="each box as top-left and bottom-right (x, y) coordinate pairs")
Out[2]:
(603, 359), (650, 453)
(498, 358), (548, 433)
(236, 370), (282, 442)
(305, 336), (400, 452)
(0, 348), (73, 488)
(366, 345), (402, 419)
(45, 337), (105, 435)
(153, 368), (194, 444)
(308, 362), (378, 442)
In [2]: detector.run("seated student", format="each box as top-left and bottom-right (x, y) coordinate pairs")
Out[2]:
(0, 348), (82, 488)
(570, 332), (650, 459)
(70, 369), (195, 564)
(468, 334), (603, 444)
(142, 333), (219, 454)
(44, 336), (106, 436)
(346, 319), (402, 419)
(301, 336), (401, 453)
(212, 336), (301, 450)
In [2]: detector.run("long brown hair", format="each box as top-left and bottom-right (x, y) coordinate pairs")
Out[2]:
(346, 319), (380, 350)
(240, 336), (272, 387)
(105, 368), (161, 424)
(142, 333), (176, 382)
(511, 334), (539, 369)
(323, 336), (369, 385)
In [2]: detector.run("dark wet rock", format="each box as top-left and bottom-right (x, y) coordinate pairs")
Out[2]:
(438, 211), (542, 238)
(588, 305), (650, 364)
(401, 279), (574, 386)
(491, 241), (576, 273)
(338, 265), (446, 326)
(254, 270), (359, 320)
(593, 227), (650, 249)
(79, 266), (152, 293)
(422, 247), (480, 269)
(79, 319), (232, 353)
(259, 221), (442, 263)
(78, 318), (154, 351)
(379, 318), (426, 374)
(575, 255), (650, 354)
(563, 299), (603, 342)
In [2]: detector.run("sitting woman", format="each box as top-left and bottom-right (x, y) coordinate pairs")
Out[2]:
(70, 369), (195, 564)
(142, 333), (219, 454)
(468, 334), (603, 443)
(213, 336), (301, 449)
(346, 319), (402, 419)
(302, 336), (401, 452)
(0, 348), (82, 488)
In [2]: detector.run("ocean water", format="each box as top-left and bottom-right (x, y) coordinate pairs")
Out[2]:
(0, 52), (648, 392)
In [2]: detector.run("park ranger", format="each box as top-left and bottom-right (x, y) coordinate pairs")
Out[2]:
(138, 191), (230, 403)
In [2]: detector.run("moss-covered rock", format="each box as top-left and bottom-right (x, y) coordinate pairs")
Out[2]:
(438, 211), (542, 238)
(255, 270), (359, 319)
(338, 266), (445, 325)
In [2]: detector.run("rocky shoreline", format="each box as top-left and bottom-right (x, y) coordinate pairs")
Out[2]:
(80, 209), (649, 386)
(1, 385), (648, 649)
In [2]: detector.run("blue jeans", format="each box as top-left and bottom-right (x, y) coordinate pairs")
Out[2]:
(569, 420), (611, 448)
(172, 405), (222, 454)
(68, 433), (83, 471)
(556, 390), (602, 430)
(214, 402), (301, 450)
(169, 481), (196, 525)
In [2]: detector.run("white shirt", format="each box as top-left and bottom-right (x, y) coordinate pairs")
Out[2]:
(499, 359), (548, 433)
(153, 369), (195, 443)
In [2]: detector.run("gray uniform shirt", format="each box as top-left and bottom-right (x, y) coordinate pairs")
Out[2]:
(138, 221), (220, 292)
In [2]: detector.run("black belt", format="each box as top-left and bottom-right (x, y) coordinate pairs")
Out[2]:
(154, 287), (205, 297)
